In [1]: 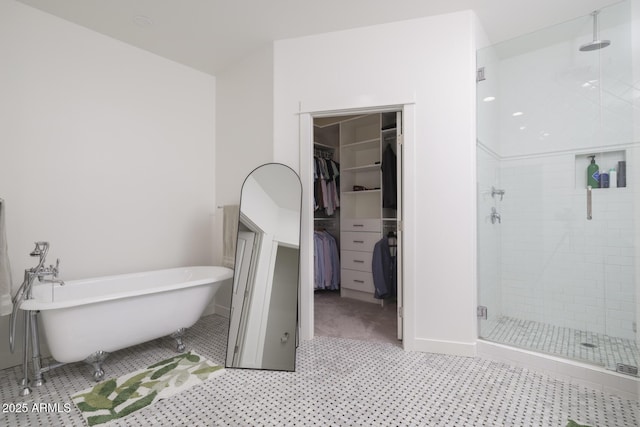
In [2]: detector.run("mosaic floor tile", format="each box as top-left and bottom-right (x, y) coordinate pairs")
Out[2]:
(1, 314), (638, 426)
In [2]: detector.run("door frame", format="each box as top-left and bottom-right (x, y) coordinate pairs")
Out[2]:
(299, 103), (416, 351)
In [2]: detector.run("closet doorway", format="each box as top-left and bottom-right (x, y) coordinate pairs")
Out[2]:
(312, 110), (403, 346)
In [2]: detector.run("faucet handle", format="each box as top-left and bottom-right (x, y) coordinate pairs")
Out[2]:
(54, 258), (60, 276)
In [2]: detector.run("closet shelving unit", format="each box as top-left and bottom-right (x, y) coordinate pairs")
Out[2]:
(339, 114), (386, 303)
(313, 113), (398, 303)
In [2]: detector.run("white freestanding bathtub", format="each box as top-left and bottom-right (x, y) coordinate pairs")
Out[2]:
(20, 266), (233, 366)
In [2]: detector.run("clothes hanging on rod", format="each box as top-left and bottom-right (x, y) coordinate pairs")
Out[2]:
(371, 235), (397, 299)
(314, 148), (334, 159)
(313, 230), (340, 290)
(314, 156), (340, 216)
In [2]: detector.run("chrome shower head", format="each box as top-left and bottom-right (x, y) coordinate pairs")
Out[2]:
(579, 10), (610, 52)
(580, 39), (611, 51)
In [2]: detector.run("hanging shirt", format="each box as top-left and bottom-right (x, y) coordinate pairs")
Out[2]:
(313, 230), (340, 290)
(372, 236), (397, 299)
(314, 231), (326, 289)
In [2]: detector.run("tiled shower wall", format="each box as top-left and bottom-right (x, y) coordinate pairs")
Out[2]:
(499, 151), (636, 340)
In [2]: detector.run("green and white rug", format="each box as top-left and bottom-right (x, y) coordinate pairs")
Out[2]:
(72, 351), (224, 426)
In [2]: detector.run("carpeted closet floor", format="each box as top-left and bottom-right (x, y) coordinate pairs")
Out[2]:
(314, 290), (399, 346)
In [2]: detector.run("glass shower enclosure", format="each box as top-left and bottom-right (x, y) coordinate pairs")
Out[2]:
(476, 0), (638, 375)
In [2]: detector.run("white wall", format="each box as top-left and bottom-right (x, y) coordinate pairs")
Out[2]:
(0, 1), (216, 369)
(214, 45), (275, 207)
(273, 11), (479, 356)
(211, 46), (275, 314)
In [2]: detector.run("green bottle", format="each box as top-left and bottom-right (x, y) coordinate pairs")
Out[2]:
(587, 155), (599, 188)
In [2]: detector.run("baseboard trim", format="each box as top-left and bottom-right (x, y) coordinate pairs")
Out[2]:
(411, 337), (477, 357)
(202, 302), (230, 318)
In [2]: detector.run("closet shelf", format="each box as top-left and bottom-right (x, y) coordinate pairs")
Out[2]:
(342, 189), (381, 195)
(341, 138), (380, 151)
(313, 142), (336, 150)
(342, 164), (380, 173)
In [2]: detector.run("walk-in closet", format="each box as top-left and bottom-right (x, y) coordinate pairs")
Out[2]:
(313, 111), (403, 345)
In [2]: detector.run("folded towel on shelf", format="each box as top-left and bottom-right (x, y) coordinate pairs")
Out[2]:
(222, 205), (239, 269)
(0, 198), (13, 316)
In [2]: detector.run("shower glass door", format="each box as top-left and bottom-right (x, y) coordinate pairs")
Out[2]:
(476, 0), (638, 374)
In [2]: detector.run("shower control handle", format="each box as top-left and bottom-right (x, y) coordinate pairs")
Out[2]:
(490, 207), (501, 224)
(587, 186), (592, 220)
(491, 186), (505, 201)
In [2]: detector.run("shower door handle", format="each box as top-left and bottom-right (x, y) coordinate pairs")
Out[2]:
(587, 186), (592, 220)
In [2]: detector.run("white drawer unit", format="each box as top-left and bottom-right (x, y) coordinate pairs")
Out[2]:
(341, 218), (382, 232)
(341, 231), (381, 252)
(342, 250), (373, 272)
(341, 269), (375, 293)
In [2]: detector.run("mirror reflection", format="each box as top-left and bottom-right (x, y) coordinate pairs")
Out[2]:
(226, 163), (301, 371)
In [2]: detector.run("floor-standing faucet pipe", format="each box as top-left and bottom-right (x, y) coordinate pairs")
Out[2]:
(30, 310), (45, 387)
(19, 310), (32, 396)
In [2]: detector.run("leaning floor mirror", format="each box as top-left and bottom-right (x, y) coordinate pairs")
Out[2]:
(226, 163), (302, 371)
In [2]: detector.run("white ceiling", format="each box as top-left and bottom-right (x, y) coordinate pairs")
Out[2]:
(17, 0), (620, 75)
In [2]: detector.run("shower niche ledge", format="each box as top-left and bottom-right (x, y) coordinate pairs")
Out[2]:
(575, 150), (627, 190)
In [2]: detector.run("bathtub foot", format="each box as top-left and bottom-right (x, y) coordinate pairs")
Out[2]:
(171, 328), (187, 353)
(84, 350), (110, 382)
(93, 369), (105, 382)
(19, 384), (32, 397)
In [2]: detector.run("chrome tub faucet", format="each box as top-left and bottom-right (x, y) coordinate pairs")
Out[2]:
(9, 241), (65, 397)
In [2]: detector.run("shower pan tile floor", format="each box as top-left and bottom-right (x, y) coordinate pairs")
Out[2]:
(1, 314), (638, 427)
(483, 316), (640, 372)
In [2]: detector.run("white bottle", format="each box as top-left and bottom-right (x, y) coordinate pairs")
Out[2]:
(609, 168), (617, 188)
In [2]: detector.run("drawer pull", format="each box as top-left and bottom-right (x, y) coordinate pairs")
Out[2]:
(353, 240), (364, 243)
(353, 224), (364, 227)
(353, 280), (365, 284)
(353, 260), (364, 263)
